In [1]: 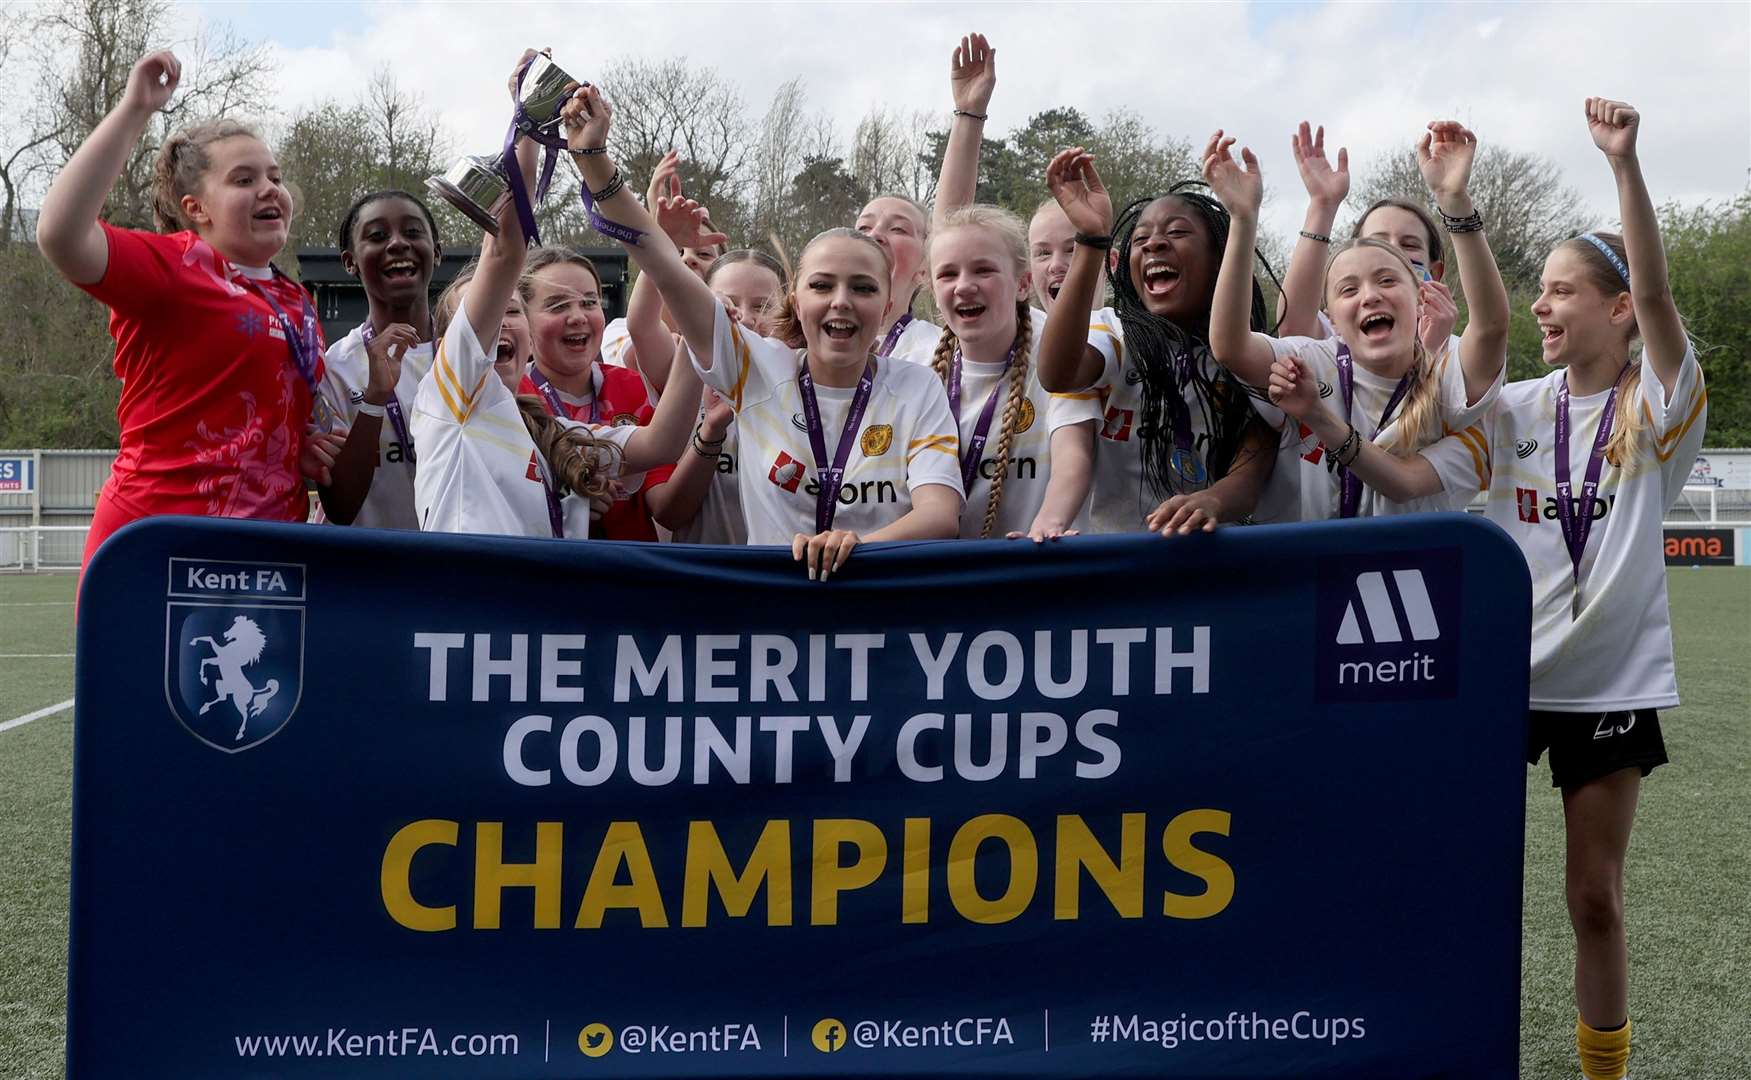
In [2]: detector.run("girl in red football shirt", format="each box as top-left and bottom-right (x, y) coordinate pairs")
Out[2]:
(36, 51), (341, 574)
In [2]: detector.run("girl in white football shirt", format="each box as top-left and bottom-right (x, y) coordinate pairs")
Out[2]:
(1035, 150), (1280, 535)
(1269, 99), (1704, 1080)
(561, 84), (962, 579)
(408, 84), (701, 540)
(1203, 121), (1507, 520)
(316, 189), (444, 528)
(925, 205), (1099, 539)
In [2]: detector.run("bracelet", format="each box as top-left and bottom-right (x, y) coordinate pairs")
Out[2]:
(1298, 229), (1331, 244)
(354, 399), (386, 418)
(589, 170), (625, 203)
(1333, 425), (1362, 467)
(1438, 207), (1485, 234)
(952, 108), (988, 121)
(691, 431), (723, 458)
(1073, 232), (1113, 251)
(569, 145), (609, 156)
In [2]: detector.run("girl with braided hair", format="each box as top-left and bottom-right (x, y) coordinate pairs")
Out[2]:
(1203, 123), (1508, 520)
(1036, 149), (1281, 536)
(926, 206), (1099, 539)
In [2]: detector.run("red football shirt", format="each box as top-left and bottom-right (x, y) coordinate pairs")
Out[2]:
(518, 362), (673, 541)
(77, 224), (325, 561)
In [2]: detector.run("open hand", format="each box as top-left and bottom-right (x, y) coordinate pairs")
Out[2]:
(1045, 148), (1113, 237)
(1145, 492), (1221, 536)
(1201, 130), (1262, 217)
(950, 33), (996, 116)
(792, 529), (860, 582)
(1291, 121), (1348, 208)
(1417, 121), (1478, 204)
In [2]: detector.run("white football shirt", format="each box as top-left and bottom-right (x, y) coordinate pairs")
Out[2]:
(316, 326), (436, 530)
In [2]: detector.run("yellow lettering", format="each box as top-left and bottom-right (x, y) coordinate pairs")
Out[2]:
(575, 821), (669, 928)
(1161, 809), (1234, 919)
(681, 820), (792, 927)
(473, 821), (563, 929)
(902, 817), (931, 925)
(947, 814), (1037, 924)
(810, 819), (887, 926)
(381, 819), (458, 932)
(1054, 813), (1145, 919)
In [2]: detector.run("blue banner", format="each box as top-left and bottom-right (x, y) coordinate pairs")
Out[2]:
(71, 515), (1530, 1078)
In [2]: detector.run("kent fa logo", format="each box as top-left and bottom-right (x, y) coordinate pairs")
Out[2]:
(164, 558), (305, 752)
(1315, 549), (1460, 703)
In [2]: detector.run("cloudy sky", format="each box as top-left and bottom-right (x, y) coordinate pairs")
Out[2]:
(187, 1), (1748, 237)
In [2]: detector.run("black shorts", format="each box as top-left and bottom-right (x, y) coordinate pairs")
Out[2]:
(1526, 709), (1668, 789)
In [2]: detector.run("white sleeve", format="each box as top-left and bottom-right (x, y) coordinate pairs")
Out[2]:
(1418, 419), (1494, 497)
(688, 301), (789, 410)
(315, 345), (355, 435)
(1435, 333), (1502, 429)
(903, 375), (965, 498)
(1643, 341), (1707, 504)
(1043, 387), (1103, 433)
(421, 306), (495, 426)
(1085, 308), (1124, 392)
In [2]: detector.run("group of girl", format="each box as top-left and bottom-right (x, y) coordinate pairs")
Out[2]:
(38, 36), (1705, 1080)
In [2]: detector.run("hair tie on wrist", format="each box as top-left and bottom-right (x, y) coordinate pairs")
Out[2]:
(354, 399), (386, 418)
(1438, 207), (1485, 234)
(570, 145), (609, 156)
(1073, 232), (1113, 251)
(589, 170), (625, 203)
(1299, 229), (1331, 244)
(952, 108), (988, 121)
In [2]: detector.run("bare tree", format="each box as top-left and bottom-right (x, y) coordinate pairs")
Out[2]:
(0, 13), (62, 244)
(598, 56), (750, 228)
(850, 105), (938, 205)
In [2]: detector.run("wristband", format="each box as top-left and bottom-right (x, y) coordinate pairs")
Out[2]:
(354, 399), (386, 418)
(589, 170), (626, 203)
(1073, 232), (1113, 251)
(1437, 207), (1484, 234)
(952, 108), (988, 121)
(1298, 229), (1331, 244)
(569, 145), (609, 156)
(691, 431), (723, 458)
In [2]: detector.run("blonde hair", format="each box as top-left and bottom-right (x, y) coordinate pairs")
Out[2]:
(926, 206), (1033, 538)
(433, 259), (618, 501)
(767, 227), (892, 348)
(1560, 232), (1649, 468)
(1324, 238), (1442, 453)
(151, 119), (265, 234)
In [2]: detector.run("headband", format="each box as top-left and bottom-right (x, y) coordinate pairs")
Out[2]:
(1579, 233), (1631, 287)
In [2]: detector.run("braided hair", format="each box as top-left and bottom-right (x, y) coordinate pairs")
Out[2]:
(1109, 183), (1273, 499)
(928, 300), (1036, 538)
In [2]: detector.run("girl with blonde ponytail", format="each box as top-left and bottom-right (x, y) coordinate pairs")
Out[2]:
(927, 206), (1099, 539)
(1205, 120), (1508, 521)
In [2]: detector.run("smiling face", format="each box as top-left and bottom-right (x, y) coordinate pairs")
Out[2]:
(183, 135), (291, 267)
(493, 292), (531, 393)
(932, 225), (1026, 353)
(1357, 204), (1444, 282)
(1325, 243), (1422, 374)
(526, 262), (606, 384)
(1125, 197), (1217, 324)
(710, 259), (782, 337)
(1028, 202), (1079, 313)
(1532, 244), (1632, 368)
(794, 234), (892, 374)
(855, 197), (927, 307)
(344, 195), (438, 308)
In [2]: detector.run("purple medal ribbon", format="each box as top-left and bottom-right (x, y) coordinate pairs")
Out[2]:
(238, 268), (322, 395)
(797, 356), (876, 534)
(947, 343), (1016, 493)
(1334, 343), (1412, 519)
(1554, 367), (1626, 602)
(498, 58), (568, 245)
(528, 362), (603, 425)
(876, 313), (913, 358)
(358, 322), (418, 464)
(575, 173), (647, 246)
(539, 464), (566, 540)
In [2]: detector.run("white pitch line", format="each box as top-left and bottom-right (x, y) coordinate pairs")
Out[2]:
(0, 601), (74, 606)
(0, 697), (74, 735)
(0, 653), (74, 658)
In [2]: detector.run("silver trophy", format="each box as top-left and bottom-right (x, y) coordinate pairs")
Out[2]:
(426, 53), (580, 234)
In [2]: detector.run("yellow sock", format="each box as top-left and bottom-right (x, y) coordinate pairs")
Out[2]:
(1577, 1017), (1632, 1080)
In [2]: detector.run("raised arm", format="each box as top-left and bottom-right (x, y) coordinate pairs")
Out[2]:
(1587, 98), (1685, 394)
(1276, 121), (1349, 338)
(1268, 354), (1444, 502)
(1201, 131), (1278, 387)
(619, 333), (703, 473)
(647, 387), (733, 531)
(1037, 149), (1112, 393)
(37, 51), (181, 283)
(933, 32), (995, 227)
(560, 85), (725, 369)
(1418, 121), (1508, 404)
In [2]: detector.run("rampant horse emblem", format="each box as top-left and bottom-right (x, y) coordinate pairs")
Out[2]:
(166, 578), (304, 753)
(188, 616), (280, 741)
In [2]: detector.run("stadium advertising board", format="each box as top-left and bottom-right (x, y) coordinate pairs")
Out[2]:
(1662, 527), (1737, 566)
(71, 515), (1530, 1078)
(0, 454), (34, 493)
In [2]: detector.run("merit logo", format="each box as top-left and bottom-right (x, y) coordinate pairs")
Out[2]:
(1316, 550), (1460, 703)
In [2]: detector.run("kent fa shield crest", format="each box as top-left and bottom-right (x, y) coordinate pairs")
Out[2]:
(163, 558), (306, 752)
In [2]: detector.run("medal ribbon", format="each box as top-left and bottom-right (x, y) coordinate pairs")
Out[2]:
(877, 313), (914, 358)
(528, 362), (604, 425)
(797, 356), (876, 534)
(1554, 366), (1627, 594)
(1335, 343), (1412, 519)
(359, 322), (418, 464)
(947, 342), (1017, 493)
(237, 269), (323, 396)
